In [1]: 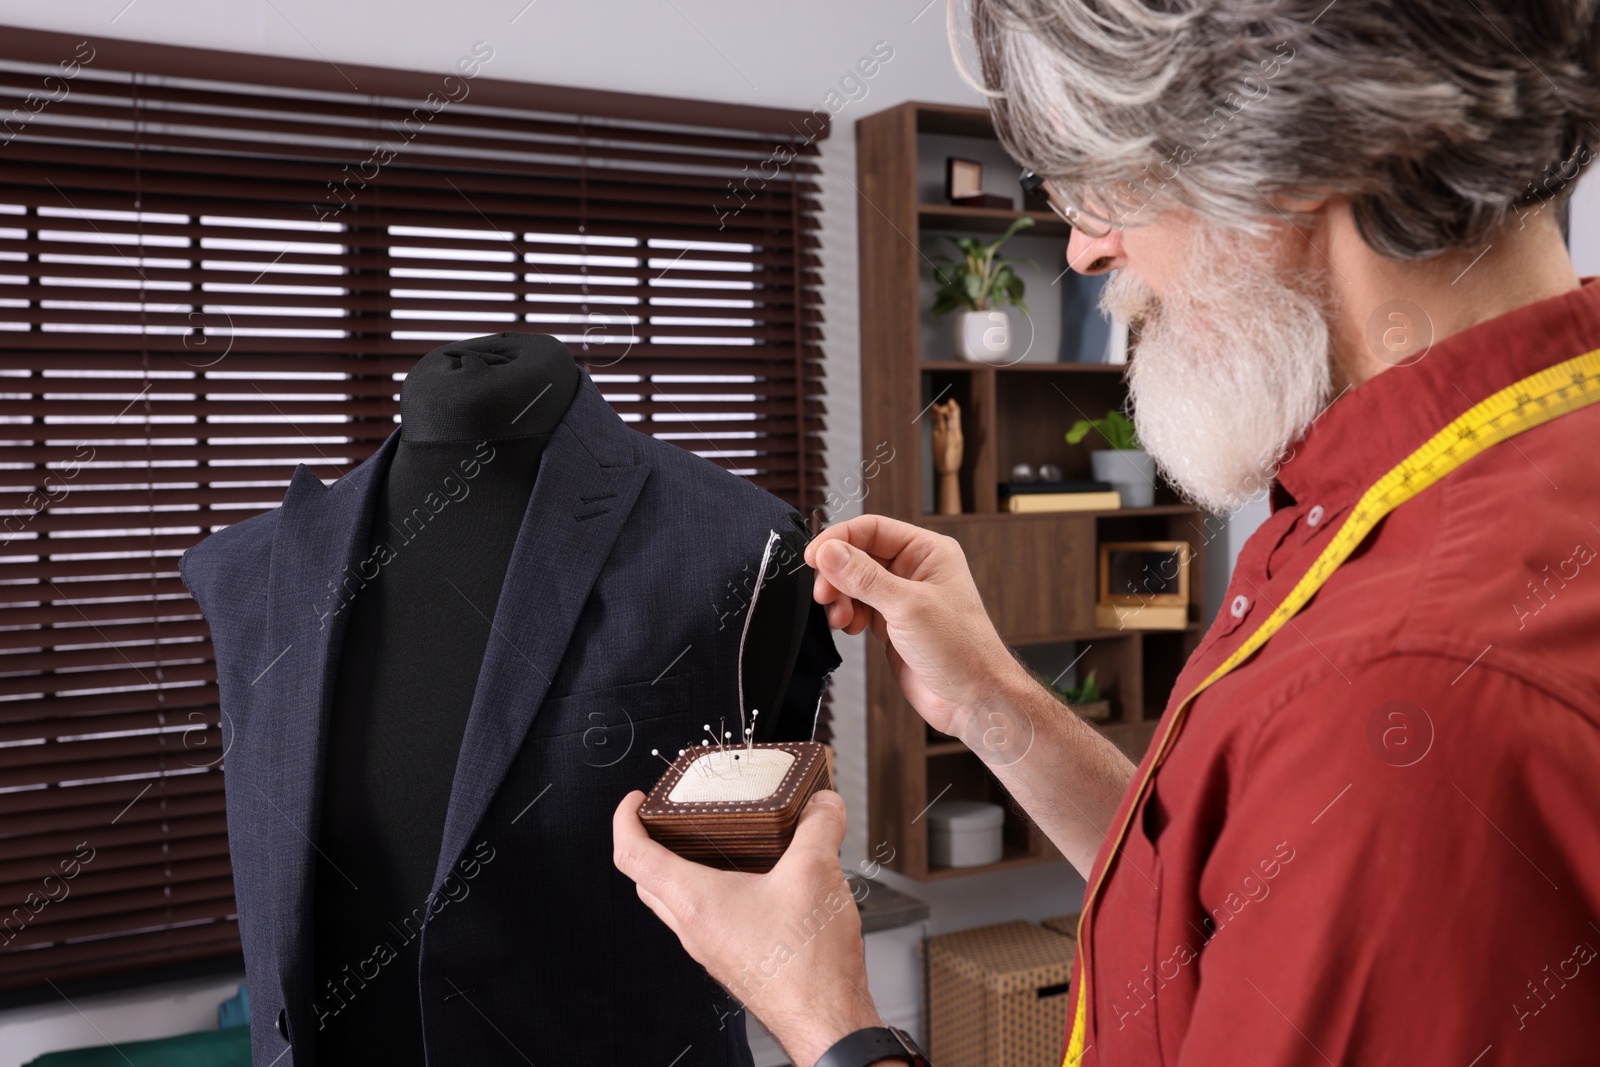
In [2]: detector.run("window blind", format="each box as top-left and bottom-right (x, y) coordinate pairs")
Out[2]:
(0, 25), (827, 996)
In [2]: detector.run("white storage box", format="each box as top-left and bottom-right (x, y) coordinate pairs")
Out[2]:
(928, 799), (1004, 867)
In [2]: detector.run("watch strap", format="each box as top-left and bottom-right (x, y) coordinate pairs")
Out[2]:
(814, 1026), (929, 1067)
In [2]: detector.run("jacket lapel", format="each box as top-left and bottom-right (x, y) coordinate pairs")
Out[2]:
(429, 375), (649, 894)
(260, 431), (397, 1021)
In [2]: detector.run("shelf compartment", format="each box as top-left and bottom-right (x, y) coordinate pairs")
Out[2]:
(922, 840), (1062, 881)
(921, 512), (1098, 637)
(1075, 635), (1145, 725)
(918, 203), (1070, 238)
(920, 365), (996, 515)
(914, 103), (999, 138)
(994, 367), (1128, 489)
(923, 504), (1202, 522)
(1141, 629), (1204, 719)
(922, 749), (1052, 877)
(919, 359), (1126, 374)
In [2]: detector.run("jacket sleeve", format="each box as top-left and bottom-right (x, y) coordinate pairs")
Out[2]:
(1173, 652), (1600, 1066)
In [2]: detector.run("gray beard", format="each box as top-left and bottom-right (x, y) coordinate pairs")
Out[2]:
(1101, 225), (1333, 515)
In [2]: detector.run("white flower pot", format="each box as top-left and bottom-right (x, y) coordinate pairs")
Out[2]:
(1092, 449), (1156, 508)
(954, 310), (1011, 363)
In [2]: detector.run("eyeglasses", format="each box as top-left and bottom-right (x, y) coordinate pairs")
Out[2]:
(1020, 171), (1117, 239)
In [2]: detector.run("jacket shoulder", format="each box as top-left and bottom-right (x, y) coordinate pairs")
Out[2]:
(626, 427), (806, 531)
(179, 507), (281, 613)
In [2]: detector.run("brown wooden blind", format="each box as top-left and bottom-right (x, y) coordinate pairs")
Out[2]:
(0, 26), (827, 995)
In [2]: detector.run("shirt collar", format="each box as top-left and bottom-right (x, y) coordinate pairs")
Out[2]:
(1274, 276), (1600, 509)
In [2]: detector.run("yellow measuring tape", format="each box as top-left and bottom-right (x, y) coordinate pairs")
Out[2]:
(1063, 347), (1600, 1065)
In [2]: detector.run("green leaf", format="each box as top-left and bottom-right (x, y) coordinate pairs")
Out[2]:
(1065, 410), (1142, 450)
(990, 215), (1035, 249)
(962, 271), (983, 307)
(928, 216), (1036, 317)
(1103, 411), (1141, 450)
(1062, 668), (1100, 703)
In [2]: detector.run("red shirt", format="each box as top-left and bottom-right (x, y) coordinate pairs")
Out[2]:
(1076, 279), (1600, 1065)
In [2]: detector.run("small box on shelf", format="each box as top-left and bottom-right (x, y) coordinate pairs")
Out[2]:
(927, 799), (1005, 867)
(1096, 540), (1191, 632)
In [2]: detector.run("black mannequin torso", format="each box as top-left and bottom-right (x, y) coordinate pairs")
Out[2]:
(312, 334), (579, 1065)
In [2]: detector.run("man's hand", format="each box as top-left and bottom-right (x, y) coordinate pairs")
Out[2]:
(806, 513), (1137, 877)
(805, 515), (1021, 738)
(612, 789), (885, 1067)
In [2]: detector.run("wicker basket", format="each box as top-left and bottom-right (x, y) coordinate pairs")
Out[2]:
(923, 920), (1076, 1067)
(1040, 913), (1082, 940)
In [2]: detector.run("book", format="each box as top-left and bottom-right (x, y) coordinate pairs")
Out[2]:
(1006, 490), (1122, 514)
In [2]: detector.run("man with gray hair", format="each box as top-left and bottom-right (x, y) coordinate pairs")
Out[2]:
(614, 2), (1600, 1064)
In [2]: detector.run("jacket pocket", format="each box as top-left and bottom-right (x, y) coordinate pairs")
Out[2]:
(525, 672), (695, 746)
(495, 674), (704, 836)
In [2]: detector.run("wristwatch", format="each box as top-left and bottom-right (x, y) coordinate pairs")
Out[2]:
(814, 1026), (931, 1067)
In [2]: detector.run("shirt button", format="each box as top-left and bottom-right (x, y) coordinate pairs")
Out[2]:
(276, 1008), (289, 1041)
(1307, 504), (1325, 527)
(1230, 594), (1250, 619)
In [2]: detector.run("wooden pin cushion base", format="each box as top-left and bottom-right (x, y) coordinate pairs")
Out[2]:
(639, 741), (832, 872)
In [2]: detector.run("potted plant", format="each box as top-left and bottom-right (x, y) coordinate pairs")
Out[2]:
(930, 216), (1033, 363)
(1066, 409), (1156, 507)
(1038, 668), (1112, 722)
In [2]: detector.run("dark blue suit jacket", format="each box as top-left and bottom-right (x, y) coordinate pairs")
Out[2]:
(181, 372), (836, 1066)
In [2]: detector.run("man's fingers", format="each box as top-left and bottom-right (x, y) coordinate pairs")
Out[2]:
(612, 790), (712, 923)
(773, 790), (849, 878)
(806, 514), (929, 565)
(810, 539), (916, 615)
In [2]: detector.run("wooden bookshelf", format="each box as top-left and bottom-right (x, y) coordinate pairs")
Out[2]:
(917, 203), (1072, 237)
(856, 101), (1210, 880)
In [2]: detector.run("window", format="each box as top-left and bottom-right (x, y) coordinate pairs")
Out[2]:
(0, 26), (827, 995)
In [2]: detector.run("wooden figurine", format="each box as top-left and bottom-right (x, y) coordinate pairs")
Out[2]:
(932, 397), (963, 515)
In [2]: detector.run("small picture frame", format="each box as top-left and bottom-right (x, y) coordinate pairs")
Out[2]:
(946, 157), (983, 202)
(1096, 541), (1191, 630)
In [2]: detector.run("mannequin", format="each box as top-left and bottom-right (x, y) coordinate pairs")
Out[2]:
(183, 328), (837, 1064)
(312, 333), (579, 1065)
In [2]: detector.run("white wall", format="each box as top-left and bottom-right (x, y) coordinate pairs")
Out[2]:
(0, 0), (1288, 1059)
(1569, 169), (1600, 277)
(0, 973), (246, 1067)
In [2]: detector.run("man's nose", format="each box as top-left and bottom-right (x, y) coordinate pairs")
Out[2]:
(1067, 227), (1126, 275)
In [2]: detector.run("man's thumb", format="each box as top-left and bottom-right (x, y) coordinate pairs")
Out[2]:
(781, 790), (847, 865)
(815, 539), (911, 609)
